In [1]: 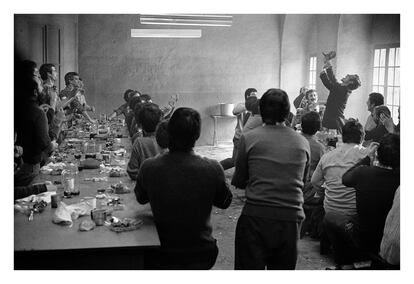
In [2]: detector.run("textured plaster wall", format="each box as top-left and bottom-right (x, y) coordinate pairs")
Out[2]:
(14, 14), (78, 90)
(336, 14), (373, 122)
(78, 14), (281, 146)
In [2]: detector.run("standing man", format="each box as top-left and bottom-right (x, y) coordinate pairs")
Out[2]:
(364, 92), (384, 131)
(320, 52), (361, 132)
(220, 87), (257, 170)
(232, 88), (310, 269)
(38, 63), (64, 142)
(135, 107), (232, 269)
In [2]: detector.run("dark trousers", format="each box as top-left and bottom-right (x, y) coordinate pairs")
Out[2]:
(323, 211), (363, 265)
(220, 137), (239, 170)
(145, 243), (219, 270)
(14, 163), (40, 187)
(235, 214), (301, 270)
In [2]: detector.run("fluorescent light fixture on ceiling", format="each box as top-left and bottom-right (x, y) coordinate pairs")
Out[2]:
(139, 14), (233, 27)
(131, 29), (202, 38)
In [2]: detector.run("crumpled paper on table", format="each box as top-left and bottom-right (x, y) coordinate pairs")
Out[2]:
(52, 200), (94, 227)
(40, 162), (67, 174)
(15, 191), (56, 204)
(14, 191), (57, 214)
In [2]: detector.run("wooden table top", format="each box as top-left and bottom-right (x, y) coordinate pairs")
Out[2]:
(14, 127), (160, 252)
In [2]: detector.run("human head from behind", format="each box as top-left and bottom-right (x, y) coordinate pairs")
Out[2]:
(137, 103), (163, 135)
(123, 89), (135, 103)
(39, 63), (57, 82)
(64, 72), (80, 88)
(245, 96), (260, 115)
(341, 119), (364, 144)
(244, 88), (257, 100)
(373, 105), (391, 125)
(367, 92), (384, 112)
(341, 74), (361, 91)
(155, 119), (169, 150)
(168, 107), (201, 152)
(305, 89), (318, 104)
(260, 88), (290, 125)
(301, 111), (321, 136)
(140, 94), (152, 104)
(377, 133), (400, 169)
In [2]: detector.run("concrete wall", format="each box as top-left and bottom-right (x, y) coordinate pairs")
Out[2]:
(280, 14), (315, 105)
(336, 14), (373, 122)
(14, 14), (78, 90)
(78, 14), (282, 146)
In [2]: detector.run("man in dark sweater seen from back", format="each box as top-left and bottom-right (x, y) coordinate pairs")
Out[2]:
(232, 88), (310, 269)
(135, 107), (232, 269)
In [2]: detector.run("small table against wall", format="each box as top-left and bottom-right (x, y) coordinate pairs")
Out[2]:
(211, 115), (236, 146)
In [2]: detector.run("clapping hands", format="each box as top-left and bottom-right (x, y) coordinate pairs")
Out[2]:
(379, 113), (396, 133)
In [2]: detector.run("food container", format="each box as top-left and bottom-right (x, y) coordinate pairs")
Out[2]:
(219, 103), (235, 116)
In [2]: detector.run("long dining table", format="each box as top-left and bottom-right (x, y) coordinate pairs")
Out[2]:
(14, 120), (160, 269)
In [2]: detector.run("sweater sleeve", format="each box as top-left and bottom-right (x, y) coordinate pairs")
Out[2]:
(127, 142), (142, 180)
(35, 110), (52, 152)
(293, 93), (305, 109)
(342, 156), (371, 187)
(311, 158), (325, 191)
(231, 134), (248, 189)
(134, 162), (149, 204)
(212, 162), (233, 209)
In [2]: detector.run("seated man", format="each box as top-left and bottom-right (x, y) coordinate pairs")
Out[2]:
(242, 96), (262, 133)
(311, 119), (377, 268)
(135, 107), (232, 269)
(15, 60), (57, 186)
(342, 133), (400, 258)
(364, 105), (391, 143)
(108, 89), (135, 120)
(125, 93), (142, 137)
(364, 92), (384, 132)
(320, 52), (361, 132)
(379, 186), (400, 269)
(155, 119), (169, 151)
(220, 88), (257, 170)
(380, 107), (400, 134)
(59, 72), (96, 124)
(127, 103), (163, 180)
(292, 89), (320, 128)
(300, 111), (325, 238)
(293, 86), (309, 109)
(232, 88), (310, 270)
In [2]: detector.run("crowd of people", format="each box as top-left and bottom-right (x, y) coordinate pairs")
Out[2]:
(14, 51), (400, 270)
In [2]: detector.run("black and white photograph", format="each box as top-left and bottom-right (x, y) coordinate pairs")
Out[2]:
(4, 0), (412, 281)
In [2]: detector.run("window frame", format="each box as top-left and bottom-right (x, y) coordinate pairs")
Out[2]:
(308, 54), (317, 90)
(372, 43), (400, 124)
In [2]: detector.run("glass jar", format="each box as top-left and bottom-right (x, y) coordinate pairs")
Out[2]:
(61, 163), (79, 196)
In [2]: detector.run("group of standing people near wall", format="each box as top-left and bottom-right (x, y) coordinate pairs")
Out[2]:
(14, 57), (96, 189)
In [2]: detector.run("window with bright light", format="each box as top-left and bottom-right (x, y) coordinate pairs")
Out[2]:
(308, 56), (317, 90)
(372, 46), (400, 123)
